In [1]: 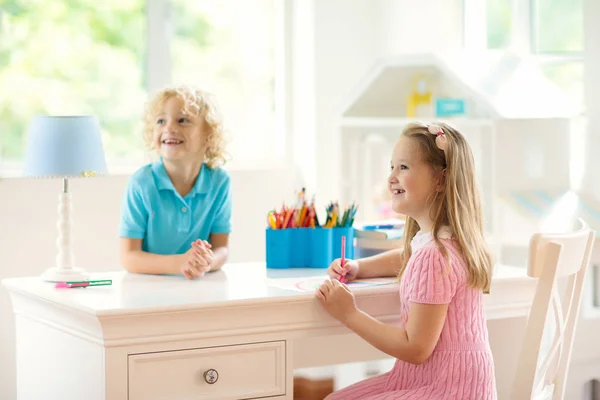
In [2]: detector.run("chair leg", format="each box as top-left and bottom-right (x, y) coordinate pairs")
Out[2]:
(293, 376), (335, 400)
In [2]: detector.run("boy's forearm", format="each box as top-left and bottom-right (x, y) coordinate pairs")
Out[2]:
(121, 251), (183, 275)
(209, 246), (229, 272)
(356, 249), (402, 278)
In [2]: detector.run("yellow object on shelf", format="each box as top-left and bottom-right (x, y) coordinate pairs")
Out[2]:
(406, 74), (432, 118)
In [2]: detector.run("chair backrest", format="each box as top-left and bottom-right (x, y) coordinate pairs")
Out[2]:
(511, 218), (595, 400)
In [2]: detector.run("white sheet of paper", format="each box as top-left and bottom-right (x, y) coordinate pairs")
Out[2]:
(266, 276), (397, 293)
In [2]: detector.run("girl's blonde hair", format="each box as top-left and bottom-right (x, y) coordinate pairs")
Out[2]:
(397, 122), (493, 293)
(142, 85), (228, 168)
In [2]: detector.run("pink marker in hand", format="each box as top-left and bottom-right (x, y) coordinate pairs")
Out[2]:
(339, 236), (348, 283)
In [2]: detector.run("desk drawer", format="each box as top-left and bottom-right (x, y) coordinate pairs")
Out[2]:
(128, 341), (286, 400)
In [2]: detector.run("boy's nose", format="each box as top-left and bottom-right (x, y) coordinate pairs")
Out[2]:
(163, 123), (178, 134)
(164, 119), (178, 131)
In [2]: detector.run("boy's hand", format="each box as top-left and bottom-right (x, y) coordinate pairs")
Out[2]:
(182, 240), (214, 280)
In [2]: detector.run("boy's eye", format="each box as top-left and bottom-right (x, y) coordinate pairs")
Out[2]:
(178, 117), (190, 124)
(400, 164), (407, 170)
(156, 118), (165, 125)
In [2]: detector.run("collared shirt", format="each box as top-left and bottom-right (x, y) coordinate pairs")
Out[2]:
(119, 159), (232, 255)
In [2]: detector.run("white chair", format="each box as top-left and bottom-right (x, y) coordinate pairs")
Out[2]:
(511, 218), (596, 400)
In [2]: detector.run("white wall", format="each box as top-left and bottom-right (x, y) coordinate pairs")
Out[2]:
(376, 0), (463, 57)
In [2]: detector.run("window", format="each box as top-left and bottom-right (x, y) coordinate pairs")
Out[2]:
(484, 0), (583, 54)
(533, 0), (583, 54)
(0, 0), (281, 170)
(0, 0), (147, 166)
(481, 0), (584, 110)
(533, 0), (584, 112)
(486, 0), (512, 49)
(171, 0), (277, 161)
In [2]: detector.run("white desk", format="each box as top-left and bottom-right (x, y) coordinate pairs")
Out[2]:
(2, 263), (535, 400)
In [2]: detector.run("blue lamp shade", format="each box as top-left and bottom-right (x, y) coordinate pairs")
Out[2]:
(24, 115), (108, 178)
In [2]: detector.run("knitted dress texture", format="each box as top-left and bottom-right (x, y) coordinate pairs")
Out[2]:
(326, 230), (497, 399)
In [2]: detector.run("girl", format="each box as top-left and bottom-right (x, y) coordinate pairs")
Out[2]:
(119, 85), (232, 280)
(317, 122), (496, 399)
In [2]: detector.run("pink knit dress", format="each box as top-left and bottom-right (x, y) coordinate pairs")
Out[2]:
(326, 229), (497, 400)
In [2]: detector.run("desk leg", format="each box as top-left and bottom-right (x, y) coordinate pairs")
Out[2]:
(105, 346), (129, 399)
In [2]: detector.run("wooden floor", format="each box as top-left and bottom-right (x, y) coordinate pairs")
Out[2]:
(294, 359), (396, 399)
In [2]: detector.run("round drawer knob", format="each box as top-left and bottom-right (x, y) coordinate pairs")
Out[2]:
(204, 369), (219, 384)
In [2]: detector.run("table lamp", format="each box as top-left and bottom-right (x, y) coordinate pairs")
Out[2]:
(23, 115), (108, 282)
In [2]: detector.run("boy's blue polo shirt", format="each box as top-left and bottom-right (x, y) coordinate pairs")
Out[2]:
(119, 160), (232, 255)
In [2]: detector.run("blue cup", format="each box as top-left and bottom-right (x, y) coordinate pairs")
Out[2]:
(266, 227), (353, 269)
(332, 227), (355, 261)
(308, 228), (333, 268)
(290, 228), (310, 267)
(266, 229), (291, 269)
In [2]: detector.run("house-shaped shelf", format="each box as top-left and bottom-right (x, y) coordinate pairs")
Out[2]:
(336, 51), (579, 237)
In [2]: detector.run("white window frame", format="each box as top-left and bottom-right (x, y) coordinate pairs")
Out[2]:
(463, 0), (583, 62)
(146, 0), (172, 94)
(146, 0), (292, 172)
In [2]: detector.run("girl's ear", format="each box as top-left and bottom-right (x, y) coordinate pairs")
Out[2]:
(435, 169), (447, 192)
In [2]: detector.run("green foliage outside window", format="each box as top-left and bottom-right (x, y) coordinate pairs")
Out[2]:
(486, 0), (583, 110)
(0, 0), (275, 165)
(0, 0), (216, 164)
(0, 0), (147, 162)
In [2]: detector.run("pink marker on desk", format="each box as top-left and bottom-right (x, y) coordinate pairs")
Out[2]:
(339, 236), (348, 284)
(55, 280), (112, 289)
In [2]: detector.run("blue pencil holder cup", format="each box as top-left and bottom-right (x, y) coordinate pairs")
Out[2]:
(332, 227), (355, 260)
(266, 227), (354, 269)
(290, 228), (310, 267)
(308, 227), (333, 268)
(266, 228), (292, 269)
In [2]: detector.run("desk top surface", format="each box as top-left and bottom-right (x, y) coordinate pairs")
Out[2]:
(2, 263), (529, 316)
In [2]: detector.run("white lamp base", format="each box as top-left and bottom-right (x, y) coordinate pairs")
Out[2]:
(41, 267), (88, 283)
(42, 181), (89, 283)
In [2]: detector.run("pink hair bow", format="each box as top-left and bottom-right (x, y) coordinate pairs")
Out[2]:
(428, 124), (448, 152)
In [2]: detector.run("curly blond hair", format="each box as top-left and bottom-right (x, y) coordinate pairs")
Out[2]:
(142, 85), (229, 168)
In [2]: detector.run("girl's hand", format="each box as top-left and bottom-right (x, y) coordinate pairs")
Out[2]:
(328, 258), (359, 282)
(315, 279), (358, 323)
(182, 240), (214, 279)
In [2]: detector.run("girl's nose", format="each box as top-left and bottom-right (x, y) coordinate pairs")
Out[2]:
(388, 170), (398, 184)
